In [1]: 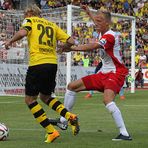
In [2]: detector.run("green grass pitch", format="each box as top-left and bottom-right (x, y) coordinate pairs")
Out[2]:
(0, 90), (148, 148)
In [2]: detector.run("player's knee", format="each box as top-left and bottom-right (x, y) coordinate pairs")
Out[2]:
(66, 89), (76, 96)
(67, 82), (76, 91)
(25, 96), (37, 105)
(40, 97), (48, 105)
(103, 99), (113, 105)
(39, 94), (50, 104)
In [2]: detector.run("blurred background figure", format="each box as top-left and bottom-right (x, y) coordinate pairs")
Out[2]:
(135, 68), (144, 88)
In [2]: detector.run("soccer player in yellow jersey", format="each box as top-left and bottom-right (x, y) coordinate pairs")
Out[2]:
(4, 4), (79, 143)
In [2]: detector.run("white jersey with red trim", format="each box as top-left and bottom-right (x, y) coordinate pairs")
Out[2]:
(98, 30), (128, 75)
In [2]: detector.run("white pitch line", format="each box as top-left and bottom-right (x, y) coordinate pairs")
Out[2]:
(10, 128), (102, 133)
(11, 128), (42, 131)
(0, 101), (23, 104)
(1, 101), (148, 108)
(124, 104), (148, 107)
(10, 128), (97, 133)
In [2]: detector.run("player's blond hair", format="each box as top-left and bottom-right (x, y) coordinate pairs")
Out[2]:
(24, 4), (42, 17)
(97, 10), (111, 23)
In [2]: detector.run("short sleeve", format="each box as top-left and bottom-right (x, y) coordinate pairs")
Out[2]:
(21, 18), (32, 34)
(54, 24), (70, 43)
(98, 34), (115, 51)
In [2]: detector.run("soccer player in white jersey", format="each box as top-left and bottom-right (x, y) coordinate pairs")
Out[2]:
(53, 9), (132, 141)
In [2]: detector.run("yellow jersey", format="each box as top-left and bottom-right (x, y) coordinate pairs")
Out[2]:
(21, 16), (69, 66)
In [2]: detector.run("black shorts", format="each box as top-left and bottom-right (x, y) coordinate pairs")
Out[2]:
(25, 64), (57, 96)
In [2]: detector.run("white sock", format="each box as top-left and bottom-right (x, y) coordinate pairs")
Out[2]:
(106, 102), (129, 136)
(60, 90), (76, 123)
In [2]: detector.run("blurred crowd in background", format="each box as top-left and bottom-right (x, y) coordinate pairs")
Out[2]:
(0, 0), (148, 68)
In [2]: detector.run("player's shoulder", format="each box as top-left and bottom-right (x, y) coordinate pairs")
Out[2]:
(101, 30), (115, 42)
(22, 17), (32, 25)
(23, 17), (51, 23)
(24, 17), (34, 22)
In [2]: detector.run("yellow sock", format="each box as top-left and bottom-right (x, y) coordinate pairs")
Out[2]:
(28, 101), (55, 133)
(47, 98), (71, 120)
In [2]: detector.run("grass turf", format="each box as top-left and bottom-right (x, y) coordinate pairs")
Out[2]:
(0, 90), (148, 148)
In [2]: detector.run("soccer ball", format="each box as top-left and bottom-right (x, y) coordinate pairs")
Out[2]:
(0, 123), (9, 141)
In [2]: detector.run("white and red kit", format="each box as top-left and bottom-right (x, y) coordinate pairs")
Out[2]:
(82, 30), (128, 93)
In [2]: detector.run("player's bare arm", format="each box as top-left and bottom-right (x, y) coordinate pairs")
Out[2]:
(70, 43), (100, 52)
(81, 4), (96, 25)
(57, 37), (75, 53)
(4, 29), (28, 49)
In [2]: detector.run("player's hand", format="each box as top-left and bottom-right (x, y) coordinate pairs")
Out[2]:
(71, 46), (78, 51)
(57, 42), (73, 53)
(80, 4), (90, 15)
(3, 40), (12, 50)
(57, 48), (71, 54)
(57, 48), (65, 54)
(57, 45), (71, 54)
(57, 48), (71, 53)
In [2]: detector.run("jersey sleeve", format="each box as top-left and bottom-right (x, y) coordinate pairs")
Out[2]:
(54, 24), (70, 43)
(21, 18), (32, 34)
(98, 34), (115, 51)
